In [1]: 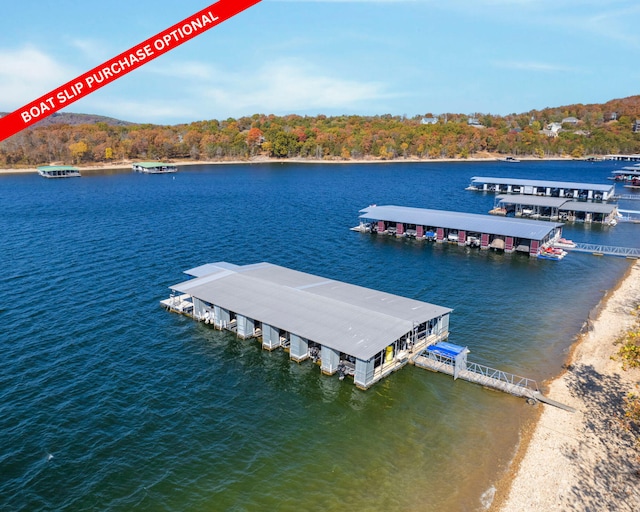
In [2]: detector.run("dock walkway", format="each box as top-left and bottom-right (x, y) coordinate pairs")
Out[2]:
(413, 353), (539, 399)
(411, 345), (574, 411)
(568, 243), (640, 258)
(613, 194), (640, 201)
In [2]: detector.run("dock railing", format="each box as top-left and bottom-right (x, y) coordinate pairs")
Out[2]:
(569, 243), (640, 258)
(414, 350), (539, 398)
(464, 361), (539, 393)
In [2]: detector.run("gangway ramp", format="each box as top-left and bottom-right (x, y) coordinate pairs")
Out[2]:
(412, 344), (574, 411)
(568, 243), (640, 258)
(613, 194), (640, 201)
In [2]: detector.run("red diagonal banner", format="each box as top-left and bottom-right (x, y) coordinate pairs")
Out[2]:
(0, 0), (262, 142)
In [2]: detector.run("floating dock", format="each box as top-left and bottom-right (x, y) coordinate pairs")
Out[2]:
(466, 176), (615, 201)
(491, 195), (619, 225)
(605, 154), (640, 162)
(162, 262), (453, 390)
(132, 161), (177, 174)
(355, 205), (566, 259)
(37, 165), (81, 178)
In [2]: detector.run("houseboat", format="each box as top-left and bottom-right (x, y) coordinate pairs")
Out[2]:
(37, 165), (81, 178)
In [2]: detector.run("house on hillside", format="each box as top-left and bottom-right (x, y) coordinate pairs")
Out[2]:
(540, 122), (562, 137)
(467, 117), (483, 127)
(562, 116), (579, 125)
(633, 119), (640, 133)
(421, 116), (438, 125)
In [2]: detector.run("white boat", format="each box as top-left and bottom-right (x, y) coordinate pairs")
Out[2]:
(538, 246), (567, 260)
(552, 237), (576, 249)
(499, 156), (520, 163)
(466, 236), (480, 247)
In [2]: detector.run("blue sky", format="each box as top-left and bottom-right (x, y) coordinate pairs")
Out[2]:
(1, 0), (639, 124)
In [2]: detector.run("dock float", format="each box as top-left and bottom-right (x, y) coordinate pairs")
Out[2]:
(355, 205), (567, 259)
(162, 261), (453, 390)
(466, 176), (615, 201)
(491, 195), (619, 225)
(132, 161), (177, 174)
(37, 165), (81, 178)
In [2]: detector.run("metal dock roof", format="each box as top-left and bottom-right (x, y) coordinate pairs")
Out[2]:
(170, 262), (452, 361)
(133, 161), (175, 168)
(560, 201), (617, 214)
(470, 176), (614, 193)
(37, 165), (80, 171)
(496, 195), (617, 213)
(496, 195), (568, 208)
(359, 205), (563, 240)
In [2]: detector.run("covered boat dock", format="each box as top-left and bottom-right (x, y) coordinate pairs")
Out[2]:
(491, 195), (619, 225)
(355, 205), (564, 257)
(132, 161), (177, 173)
(467, 176), (615, 201)
(162, 262), (452, 390)
(37, 165), (81, 178)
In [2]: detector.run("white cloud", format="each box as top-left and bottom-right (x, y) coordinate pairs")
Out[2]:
(0, 46), (77, 110)
(126, 58), (392, 120)
(68, 38), (110, 62)
(492, 61), (581, 73)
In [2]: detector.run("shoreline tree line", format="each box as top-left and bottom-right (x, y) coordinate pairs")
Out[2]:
(1, 96), (639, 167)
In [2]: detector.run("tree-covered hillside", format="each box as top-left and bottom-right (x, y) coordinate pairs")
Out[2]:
(1, 96), (639, 167)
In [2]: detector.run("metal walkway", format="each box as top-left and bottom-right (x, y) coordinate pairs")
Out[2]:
(413, 351), (576, 411)
(413, 352), (538, 396)
(613, 194), (640, 201)
(567, 243), (640, 258)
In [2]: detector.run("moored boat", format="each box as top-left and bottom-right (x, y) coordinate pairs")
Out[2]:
(552, 237), (576, 249)
(538, 246), (567, 260)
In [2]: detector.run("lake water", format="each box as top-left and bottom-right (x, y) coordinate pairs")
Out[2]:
(1, 160), (637, 511)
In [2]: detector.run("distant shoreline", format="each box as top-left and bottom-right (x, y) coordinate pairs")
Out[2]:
(0, 154), (583, 175)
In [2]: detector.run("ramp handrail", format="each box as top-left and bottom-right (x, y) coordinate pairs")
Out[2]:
(569, 243), (640, 258)
(613, 194), (640, 201)
(418, 350), (539, 393)
(464, 361), (539, 392)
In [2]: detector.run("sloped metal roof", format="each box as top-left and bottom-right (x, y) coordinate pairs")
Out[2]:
(170, 262), (452, 361)
(560, 201), (617, 214)
(134, 161), (174, 168)
(359, 205), (563, 240)
(37, 165), (80, 171)
(470, 176), (614, 193)
(495, 195), (617, 213)
(496, 195), (568, 207)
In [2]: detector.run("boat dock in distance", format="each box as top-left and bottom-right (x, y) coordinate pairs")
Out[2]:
(354, 205), (567, 259)
(490, 195), (619, 225)
(467, 176), (615, 201)
(162, 261), (453, 390)
(132, 161), (177, 174)
(37, 165), (81, 178)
